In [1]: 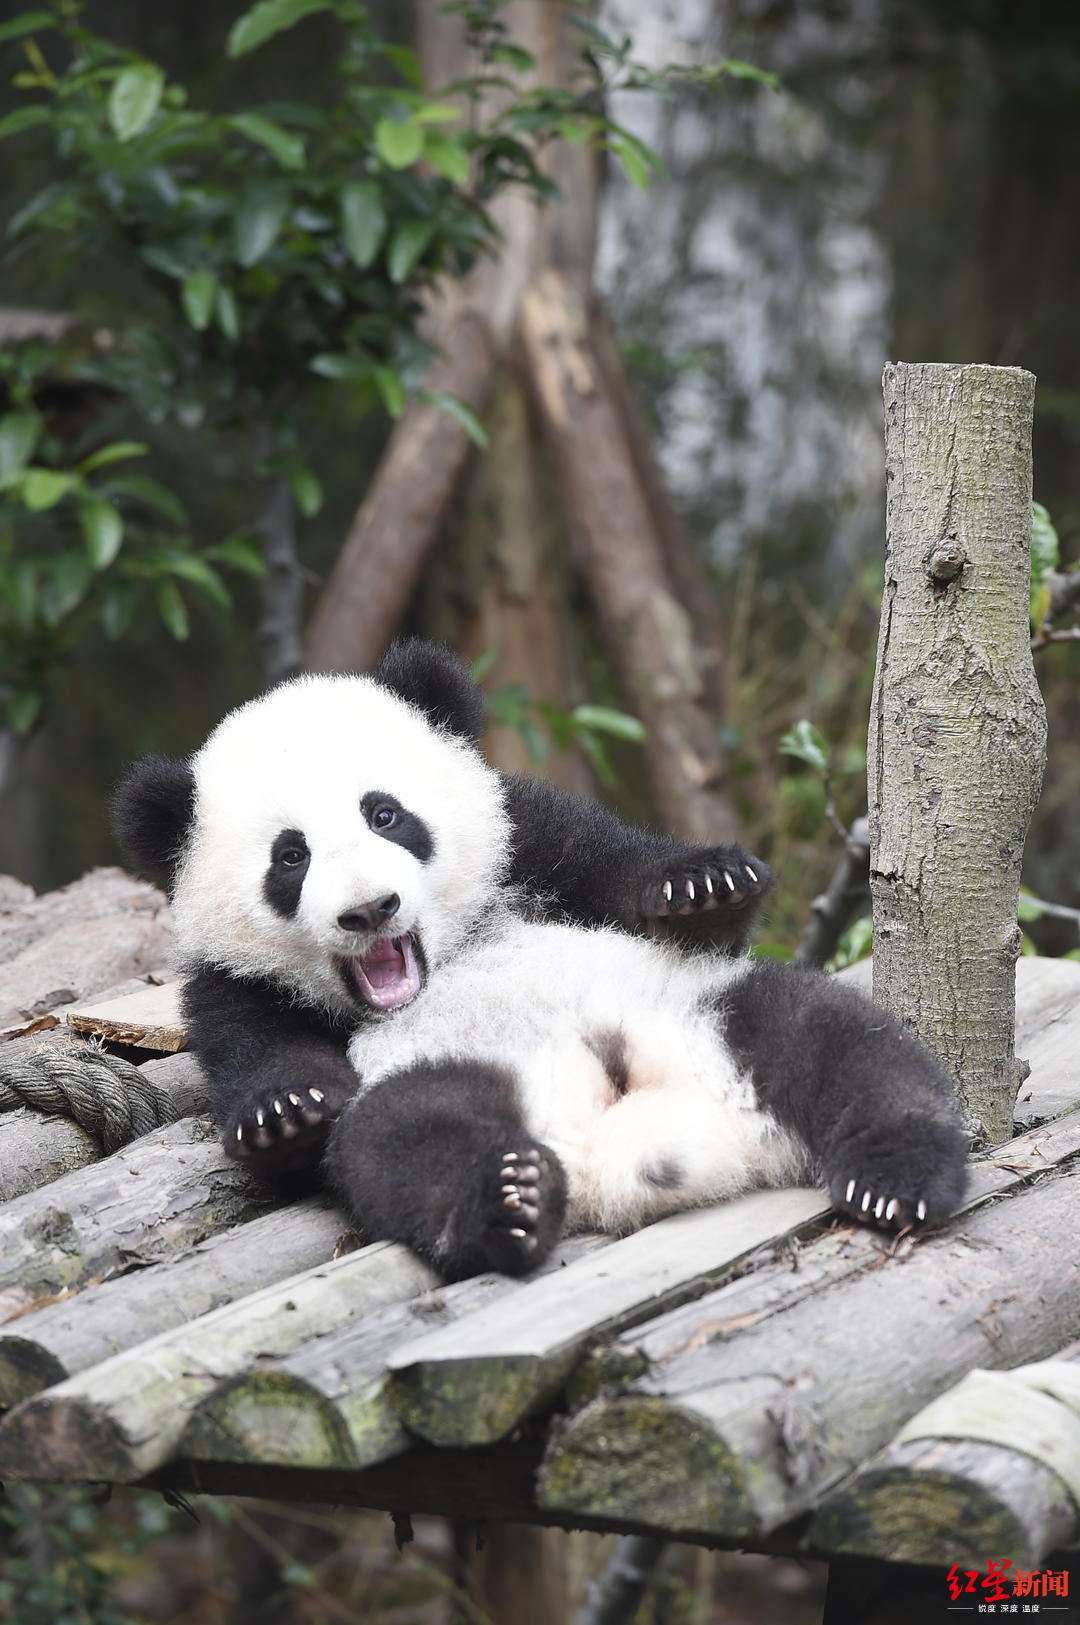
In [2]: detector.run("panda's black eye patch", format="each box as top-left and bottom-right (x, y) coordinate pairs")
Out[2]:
(360, 791), (433, 863)
(264, 827), (309, 918)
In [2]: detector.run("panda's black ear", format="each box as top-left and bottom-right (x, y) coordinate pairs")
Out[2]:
(373, 638), (486, 743)
(111, 754), (196, 885)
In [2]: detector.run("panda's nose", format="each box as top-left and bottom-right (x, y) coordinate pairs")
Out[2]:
(337, 894), (400, 933)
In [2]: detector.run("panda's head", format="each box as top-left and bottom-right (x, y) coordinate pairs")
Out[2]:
(112, 640), (509, 1017)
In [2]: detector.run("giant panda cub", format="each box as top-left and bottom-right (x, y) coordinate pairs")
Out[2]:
(114, 639), (968, 1282)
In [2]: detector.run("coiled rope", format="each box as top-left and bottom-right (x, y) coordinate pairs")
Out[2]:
(0, 1042), (178, 1153)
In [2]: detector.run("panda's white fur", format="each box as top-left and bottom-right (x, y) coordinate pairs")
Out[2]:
(172, 674), (510, 1017)
(347, 913), (808, 1235)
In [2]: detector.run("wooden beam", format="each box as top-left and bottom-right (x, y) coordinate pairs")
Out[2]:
(387, 1188), (830, 1448)
(64, 980), (185, 1052)
(0, 1242), (436, 1482)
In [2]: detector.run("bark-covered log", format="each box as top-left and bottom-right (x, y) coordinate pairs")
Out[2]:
(181, 1233), (606, 1471)
(0, 1116), (271, 1311)
(0, 1050), (208, 1202)
(811, 1343), (1080, 1567)
(538, 1123), (1080, 1544)
(303, 312), (495, 675)
(0, 1241), (435, 1482)
(520, 268), (738, 844)
(388, 1188), (828, 1449)
(869, 363), (1046, 1144)
(0, 1197), (348, 1410)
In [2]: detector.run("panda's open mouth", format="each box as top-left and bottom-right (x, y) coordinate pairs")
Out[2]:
(349, 933), (422, 1012)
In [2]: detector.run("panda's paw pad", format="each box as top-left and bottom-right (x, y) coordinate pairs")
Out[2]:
(642, 849), (769, 922)
(486, 1145), (565, 1274)
(227, 1086), (338, 1162)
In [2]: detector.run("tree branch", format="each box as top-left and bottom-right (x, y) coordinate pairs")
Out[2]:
(795, 815), (870, 967)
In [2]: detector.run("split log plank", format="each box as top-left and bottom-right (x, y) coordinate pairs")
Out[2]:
(810, 1341), (1080, 1566)
(0, 1116), (272, 1311)
(64, 979), (185, 1052)
(538, 1128), (1080, 1544)
(180, 1233), (609, 1472)
(0, 1197), (349, 1409)
(387, 1187), (830, 1449)
(0, 1241), (436, 1483)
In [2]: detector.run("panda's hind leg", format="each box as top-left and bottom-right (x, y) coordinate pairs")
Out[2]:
(324, 1059), (567, 1281)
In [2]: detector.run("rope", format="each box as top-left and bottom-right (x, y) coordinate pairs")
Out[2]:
(0, 1041), (179, 1153)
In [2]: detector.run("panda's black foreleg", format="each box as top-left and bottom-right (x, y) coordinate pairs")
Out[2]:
(500, 774), (772, 954)
(723, 961), (970, 1233)
(324, 1060), (567, 1282)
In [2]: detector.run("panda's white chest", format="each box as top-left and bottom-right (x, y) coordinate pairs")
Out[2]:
(346, 919), (808, 1233)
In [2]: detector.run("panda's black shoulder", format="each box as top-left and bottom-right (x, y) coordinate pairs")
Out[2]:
(373, 639), (485, 743)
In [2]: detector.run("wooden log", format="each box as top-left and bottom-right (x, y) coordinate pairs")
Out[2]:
(304, 312), (496, 675)
(0, 1197), (350, 1410)
(64, 979), (185, 1052)
(0, 1241), (436, 1482)
(538, 1127), (1080, 1544)
(520, 268), (738, 844)
(869, 363), (1046, 1144)
(0, 1116), (271, 1313)
(0, 1050), (209, 1203)
(180, 1233), (608, 1471)
(387, 1188), (830, 1449)
(810, 1343), (1080, 1566)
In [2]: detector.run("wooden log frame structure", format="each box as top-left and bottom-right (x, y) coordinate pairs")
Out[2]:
(4, 367), (1080, 1616)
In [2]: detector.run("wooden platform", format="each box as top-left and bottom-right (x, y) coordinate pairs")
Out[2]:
(2, 872), (1080, 1573)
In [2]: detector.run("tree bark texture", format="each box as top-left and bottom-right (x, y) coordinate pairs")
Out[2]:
(868, 363), (1046, 1144)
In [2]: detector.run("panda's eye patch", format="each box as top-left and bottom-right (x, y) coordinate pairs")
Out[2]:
(360, 791), (434, 863)
(270, 829), (309, 868)
(264, 829), (309, 919)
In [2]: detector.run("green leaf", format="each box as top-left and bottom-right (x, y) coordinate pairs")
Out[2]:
(0, 105), (51, 140)
(181, 271), (218, 330)
(340, 180), (386, 269)
(227, 0), (331, 58)
(382, 44), (423, 88)
(778, 719), (829, 774)
(750, 942), (795, 961)
(228, 112), (305, 170)
(373, 367), (405, 418)
(411, 104), (463, 125)
(718, 58), (780, 89)
(206, 534), (266, 576)
(216, 284), (240, 339)
(78, 497), (123, 569)
(104, 474), (187, 525)
(7, 180), (66, 237)
(166, 553), (231, 611)
(571, 704), (646, 742)
(108, 64), (166, 142)
(574, 726), (615, 787)
(9, 561), (37, 629)
(608, 136), (651, 190)
(310, 352), (372, 380)
(1031, 501), (1060, 627)
(155, 579), (189, 639)
(7, 688), (42, 737)
(375, 118), (424, 169)
(101, 586), (135, 640)
(0, 411), (41, 477)
(469, 647), (499, 685)
(423, 131), (470, 184)
(0, 12), (55, 45)
(387, 218), (433, 283)
(234, 184), (289, 266)
(78, 441), (148, 474)
(420, 390), (487, 447)
(1017, 889), (1048, 922)
(40, 549), (91, 623)
(287, 461), (322, 518)
(22, 468), (75, 511)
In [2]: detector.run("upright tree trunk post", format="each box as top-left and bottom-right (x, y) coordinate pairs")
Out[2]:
(868, 362), (1046, 1144)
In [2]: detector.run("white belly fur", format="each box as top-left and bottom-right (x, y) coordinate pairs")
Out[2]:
(347, 917), (810, 1233)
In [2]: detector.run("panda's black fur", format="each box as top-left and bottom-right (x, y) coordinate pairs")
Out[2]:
(113, 639), (968, 1280)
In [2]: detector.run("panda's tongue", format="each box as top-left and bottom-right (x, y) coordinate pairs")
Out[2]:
(352, 934), (420, 1011)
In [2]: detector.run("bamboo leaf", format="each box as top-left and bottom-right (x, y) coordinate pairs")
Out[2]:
(340, 180), (386, 268)
(227, 0), (331, 58)
(108, 64), (165, 141)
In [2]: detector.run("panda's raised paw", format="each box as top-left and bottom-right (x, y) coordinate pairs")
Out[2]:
(227, 1081), (345, 1170)
(640, 847), (771, 926)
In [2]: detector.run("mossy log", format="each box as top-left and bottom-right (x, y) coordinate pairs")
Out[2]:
(0, 1116), (271, 1312)
(180, 1234), (606, 1473)
(810, 1343), (1080, 1567)
(539, 1116), (1080, 1543)
(0, 1196), (348, 1410)
(387, 1187), (830, 1449)
(869, 364), (1046, 1144)
(0, 1240), (435, 1483)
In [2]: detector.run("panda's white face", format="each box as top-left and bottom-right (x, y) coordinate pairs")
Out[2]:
(170, 674), (510, 1017)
